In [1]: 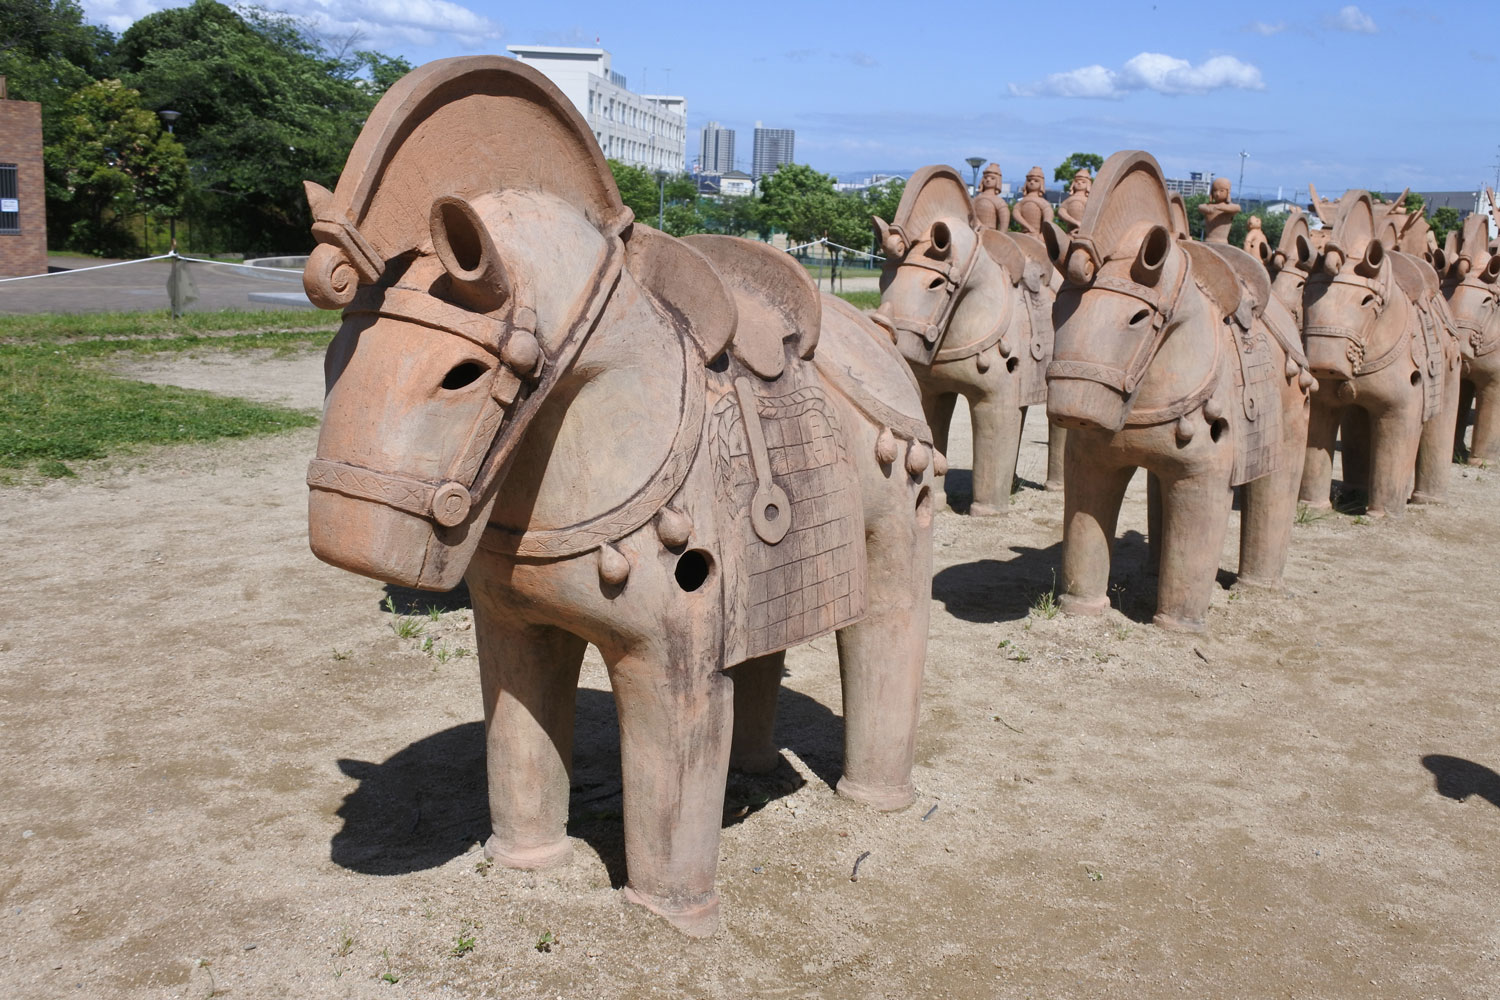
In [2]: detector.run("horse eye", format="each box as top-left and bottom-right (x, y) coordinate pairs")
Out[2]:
(442, 361), (488, 390)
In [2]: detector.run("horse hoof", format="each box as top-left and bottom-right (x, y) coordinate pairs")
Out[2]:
(968, 502), (1006, 518)
(622, 885), (720, 938)
(1058, 593), (1109, 617)
(836, 776), (915, 812)
(1408, 491), (1444, 506)
(1230, 576), (1285, 595)
(1152, 612), (1207, 633)
(729, 748), (782, 774)
(484, 834), (573, 870)
(1044, 479), (1064, 492)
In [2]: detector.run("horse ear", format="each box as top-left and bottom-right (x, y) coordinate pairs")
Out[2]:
(430, 195), (511, 312)
(979, 228), (1025, 282)
(1041, 220), (1067, 269)
(625, 227), (736, 363)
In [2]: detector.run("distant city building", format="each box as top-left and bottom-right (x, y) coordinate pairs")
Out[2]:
(751, 123), (794, 180)
(719, 170), (754, 198)
(699, 121), (734, 175)
(834, 173), (907, 193)
(1164, 171), (1215, 197)
(0, 76), (46, 277)
(506, 45), (687, 172)
(1261, 201), (1299, 216)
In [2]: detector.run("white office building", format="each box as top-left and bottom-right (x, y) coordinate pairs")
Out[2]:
(506, 45), (688, 172)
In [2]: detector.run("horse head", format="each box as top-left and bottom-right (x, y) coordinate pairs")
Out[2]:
(1044, 151), (1192, 433)
(1302, 192), (1397, 381)
(1443, 213), (1500, 362)
(303, 56), (635, 590)
(869, 165), (1015, 365)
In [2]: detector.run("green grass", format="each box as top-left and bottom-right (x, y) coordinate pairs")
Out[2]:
(836, 290), (881, 310)
(0, 311), (333, 475)
(0, 308), (336, 346)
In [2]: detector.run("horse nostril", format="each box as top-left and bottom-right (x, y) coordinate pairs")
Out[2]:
(442, 361), (488, 390)
(928, 277), (944, 290)
(1129, 309), (1150, 325)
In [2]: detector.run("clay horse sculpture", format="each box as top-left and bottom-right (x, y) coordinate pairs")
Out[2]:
(1043, 151), (1314, 630)
(300, 56), (936, 937)
(1299, 191), (1460, 514)
(1441, 212), (1500, 464)
(871, 165), (1064, 514)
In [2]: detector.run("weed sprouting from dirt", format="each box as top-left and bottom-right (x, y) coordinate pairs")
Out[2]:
(331, 649), (350, 661)
(379, 948), (399, 983)
(195, 958), (218, 998)
(383, 596), (426, 639)
(425, 605), (444, 622)
(450, 921), (478, 957)
(535, 930), (557, 953)
(1030, 573), (1061, 620)
(1295, 503), (1331, 525)
(333, 929), (354, 957)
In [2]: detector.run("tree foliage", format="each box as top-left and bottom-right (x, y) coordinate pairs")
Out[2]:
(1429, 206), (1461, 247)
(1054, 152), (1103, 184)
(45, 79), (188, 256)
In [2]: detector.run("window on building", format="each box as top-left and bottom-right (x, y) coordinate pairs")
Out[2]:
(0, 164), (18, 233)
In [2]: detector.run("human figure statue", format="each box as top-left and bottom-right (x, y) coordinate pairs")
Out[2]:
(1242, 215), (1268, 260)
(972, 162), (1010, 232)
(1057, 168), (1092, 230)
(1013, 166), (1052, 235)
(1197, 176), (1240, 243)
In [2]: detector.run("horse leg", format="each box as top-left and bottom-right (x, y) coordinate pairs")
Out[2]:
(921, 388), (958, 509)
(1469, 372), (1500, 465)
(609, 627), (732, 937)
(1146, 471), (1162, 576)
(1060, 438), (1133, 617)
(1046, 421), (1067, 491)
(1300, 394), (1340, 508)
(1412, 348), (1463, 503)
(474, 617), (586, 870)
(835, 481), (934, 811)
(727, 652), (785, 773)
(1237, 386), (1309, 590)
(1365, 390), (1424, 519)
(1153, 468), (1234, 631)
(968, 386), (1020, 516)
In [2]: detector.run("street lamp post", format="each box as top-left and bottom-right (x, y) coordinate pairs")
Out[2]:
(966, 156), (985, 196)
(158, 109), (181, 252)
(655, 168), (668, 230)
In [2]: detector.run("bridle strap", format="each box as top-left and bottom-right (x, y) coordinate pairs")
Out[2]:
(887, 235), (985, 352)
(1049, 250), (1190, 395)
(308, 226), (627, 528)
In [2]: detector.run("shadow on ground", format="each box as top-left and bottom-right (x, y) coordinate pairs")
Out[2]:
(1422, 754), (1500, 809)
(331, 682), (837, 887)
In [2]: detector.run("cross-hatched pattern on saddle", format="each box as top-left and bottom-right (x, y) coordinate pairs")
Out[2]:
(1230, 323), (1282, 486)
(710, 382), (866, 663)
(1016, 279), (1053, 407)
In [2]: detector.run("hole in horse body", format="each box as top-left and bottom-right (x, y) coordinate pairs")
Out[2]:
(675, 550), (712, 592)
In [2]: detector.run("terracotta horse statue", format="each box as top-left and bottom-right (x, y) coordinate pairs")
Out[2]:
(1442, 213), (1500, 463)
(870, 166), (1064, 514)
(1299, 192), (1460, 513)
(1042, 151), (1313, 631)
(300, 56), (936, 937)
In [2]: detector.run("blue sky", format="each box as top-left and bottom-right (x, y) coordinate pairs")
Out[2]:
(81, 0), (1499, 197)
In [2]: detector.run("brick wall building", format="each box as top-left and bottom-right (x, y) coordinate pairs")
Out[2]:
(0, 78), (48, 278)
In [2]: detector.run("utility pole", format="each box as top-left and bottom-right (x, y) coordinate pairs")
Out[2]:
(966, 156), (984, 196)
(159, 109), (181, 252)
(1238, 150), (1249, 198)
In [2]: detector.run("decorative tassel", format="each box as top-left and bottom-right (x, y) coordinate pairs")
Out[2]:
(598, 543), (630, 586)
(875, 427), (898, 464)
(655, 506), (692, 548)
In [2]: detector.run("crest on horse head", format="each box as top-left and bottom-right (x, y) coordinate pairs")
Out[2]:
(1271, 210), (1314, 276)
(1326, 192), (1377, 258)
(1047, 151), (1174, 287)
(876, 165), (975, 259)
(303, 55), (630, 312)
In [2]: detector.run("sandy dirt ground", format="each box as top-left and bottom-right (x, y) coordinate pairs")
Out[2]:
(2, 348), (1498, 999)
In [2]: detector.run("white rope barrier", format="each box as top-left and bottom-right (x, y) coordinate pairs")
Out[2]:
(0, 251), (305, 284)
(782, 236), (884, 263)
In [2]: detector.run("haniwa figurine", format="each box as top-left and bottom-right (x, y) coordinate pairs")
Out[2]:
(973, 162), (1010, 233)
(1197, 176), (1240, 244)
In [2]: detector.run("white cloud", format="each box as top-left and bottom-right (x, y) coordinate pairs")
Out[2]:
(1327, 5), (1378, 33)
(79, 0), (503, 50)
(1244, 20), (1287, 36)
(1009, 53), (1264, 99)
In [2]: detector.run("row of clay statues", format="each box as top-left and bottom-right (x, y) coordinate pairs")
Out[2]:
(973, 162), (1094, 234)
(297, 57), (1496, 938)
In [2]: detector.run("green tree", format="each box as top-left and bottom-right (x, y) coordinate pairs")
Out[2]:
(116, 0), (394, 252)
(1054, 152), (1103, 184)
(1430, 206), (1461, 247)
(1404, 191), (1425, 214)
(607, 159), (659, 221)
(760, 163), (843, 245)
(46, 78), (188, 255)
